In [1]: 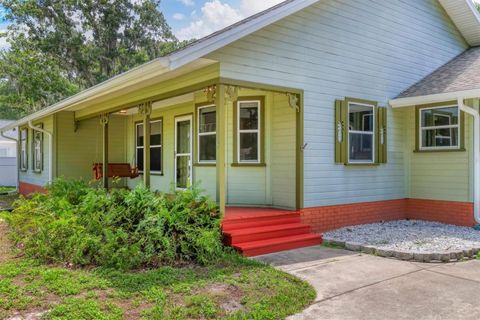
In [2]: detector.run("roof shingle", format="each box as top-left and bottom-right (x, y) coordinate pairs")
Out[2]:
(397, 46), (480, 98)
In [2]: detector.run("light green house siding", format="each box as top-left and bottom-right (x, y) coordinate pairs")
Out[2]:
(399, 101), (477, 203)
(55, 111), (128, 184)
(123, 88), (297, 209)
(18, 115), (54, 187)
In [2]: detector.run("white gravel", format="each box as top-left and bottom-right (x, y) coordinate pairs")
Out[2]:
(324, 220), (480, 253)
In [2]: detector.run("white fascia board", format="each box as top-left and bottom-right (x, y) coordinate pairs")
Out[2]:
(390, 88), (480, 108)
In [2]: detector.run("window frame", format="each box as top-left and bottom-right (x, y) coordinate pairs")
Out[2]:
(19, 127), (28, 171)
(417, 104), (462, 152)
(234, 98), (265, 165)
(135, 118), (163, 175)
(196, 103), (216, 165)
(32, 123), (43, 173)
(347, 101), (376, 164)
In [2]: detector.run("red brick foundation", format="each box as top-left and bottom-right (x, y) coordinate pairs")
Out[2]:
(19, 182), (47, 196)
(405, 199), (475, 227)
(300, 198), (475, 233)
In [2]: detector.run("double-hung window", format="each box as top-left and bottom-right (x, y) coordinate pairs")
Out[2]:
(348, 102), (375, 163)
(418, 105), (460, 150)
(20, 128), (28, 171)
(136, 119), (162, 173)
(32, 124), (43, 173)
(335, 97), (387, 165)
(197, 105), (216, 163)
(237, 100), (261, 163)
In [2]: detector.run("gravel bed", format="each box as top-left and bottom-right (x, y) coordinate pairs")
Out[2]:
(323, 220), (480, 262)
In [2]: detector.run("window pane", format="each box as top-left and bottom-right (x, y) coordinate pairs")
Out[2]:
(422, 128), (458, 148)
(421, 107), (458, 127)
(136, 124), (144, 146)
(151, 147), (161, 171)
(177, 120), (190, 154)
(151, 121), (162, 146)
(240, 132), (258, 161)
(239, 103), (259, 130)
(199, 107), (216, 133)
(349, 103), (373, 132)
(176, 156), (190, 189)
(199, 135), (216, 161)
(136, 148), (144, 171)
(349, 133), (373, 161)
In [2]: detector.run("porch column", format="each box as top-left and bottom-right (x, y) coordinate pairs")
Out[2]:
(139, 102), (152, 188)
(215, 84), (226, 214)
(100, 114), (109, 189)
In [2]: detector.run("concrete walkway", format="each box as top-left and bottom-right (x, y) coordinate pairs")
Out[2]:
(255, 246), (480, 320)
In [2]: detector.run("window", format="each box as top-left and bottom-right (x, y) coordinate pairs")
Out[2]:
(348, 102), (375, 163)
(418, 105), (460, 150)
(20, 128), (28, 171)
(136, 119), (162, 173)
(334, 98), (387, 165)
(237, 100), (261, 163)
(0, 148), (7, 157)
(197, 105), (216, 163)
(32, 124), (43, 172)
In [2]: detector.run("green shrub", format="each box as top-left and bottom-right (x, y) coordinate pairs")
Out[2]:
(1, 179), (224, 269)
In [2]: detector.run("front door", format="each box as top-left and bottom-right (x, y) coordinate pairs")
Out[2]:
(175, 115), (192, 189)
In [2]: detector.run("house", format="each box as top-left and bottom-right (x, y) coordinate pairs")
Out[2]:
(0, 120), (17, 187)
(2, 0), (480, 255)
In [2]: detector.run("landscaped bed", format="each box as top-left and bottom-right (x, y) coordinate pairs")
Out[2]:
(0, 180), (315, 319)
(323, 220), (480, 263)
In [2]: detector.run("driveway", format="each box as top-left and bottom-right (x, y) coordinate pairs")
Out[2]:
(254, 246), (480, 320)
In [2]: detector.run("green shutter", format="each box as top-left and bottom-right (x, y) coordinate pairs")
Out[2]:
(335, 100), (347, 163)
(376, 106), (387, 163)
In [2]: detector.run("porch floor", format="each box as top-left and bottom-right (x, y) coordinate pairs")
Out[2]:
(222, 206), (322, 257)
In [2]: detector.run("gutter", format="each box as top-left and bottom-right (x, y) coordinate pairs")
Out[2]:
(28, 121), (53, 184)
(458, 98), (480, 225)
(0, 129), (19, 191)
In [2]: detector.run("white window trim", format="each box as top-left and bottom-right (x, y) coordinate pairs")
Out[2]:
(237, 100), (261, 164)
(33, 129), (43, 173)
(418, 104), (460, 151)
(347, 102), (375, 164)
(20, 128), (28, 171)
(197, 104), (216, 164)
(135, 119), (163, 174)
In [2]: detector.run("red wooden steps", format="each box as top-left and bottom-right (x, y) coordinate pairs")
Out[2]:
(222, 208), (322, 256)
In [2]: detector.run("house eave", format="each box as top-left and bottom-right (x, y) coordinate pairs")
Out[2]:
(390, 88), (480, 108)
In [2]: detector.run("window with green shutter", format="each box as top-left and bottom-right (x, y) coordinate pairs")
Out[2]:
(335, 97), (387, 165)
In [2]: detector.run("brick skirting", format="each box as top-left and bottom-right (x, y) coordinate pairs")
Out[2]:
(19, 182), (47, 196)
(405, 199), (475, 227)
(300, 198), (475, 233)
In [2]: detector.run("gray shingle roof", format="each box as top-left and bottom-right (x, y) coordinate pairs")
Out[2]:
(397, 46), (480, 98)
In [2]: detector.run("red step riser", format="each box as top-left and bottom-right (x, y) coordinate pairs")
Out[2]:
(222, 216), (301, 232)
(225, 225), (312, 245)
(239, 238), (323, 257)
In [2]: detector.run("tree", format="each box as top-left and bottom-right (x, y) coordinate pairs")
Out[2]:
(0, 0), (185, 119)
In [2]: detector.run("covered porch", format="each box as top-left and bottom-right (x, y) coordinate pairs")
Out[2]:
(59, 65), (304, 215)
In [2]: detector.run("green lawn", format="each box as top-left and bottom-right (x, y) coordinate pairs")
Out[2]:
(0, 186), (15, 194)
(0, 193), (315, 319)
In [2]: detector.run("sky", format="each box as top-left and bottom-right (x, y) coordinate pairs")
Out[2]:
(161, 0), (284, 40)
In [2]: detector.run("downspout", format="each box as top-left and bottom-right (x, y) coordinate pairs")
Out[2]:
(28, 121), (53, 184)
(0, 129), (19, 191)
(457, 98), (480, 226)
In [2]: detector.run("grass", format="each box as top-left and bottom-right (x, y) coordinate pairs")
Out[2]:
(0, 186), (15, 194)
(0, 195), (316, 319)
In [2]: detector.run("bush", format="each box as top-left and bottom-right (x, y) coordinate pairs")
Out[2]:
(1, 179), (225, 269)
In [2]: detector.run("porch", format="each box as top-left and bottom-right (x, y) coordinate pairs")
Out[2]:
(54, 68), (303, 213)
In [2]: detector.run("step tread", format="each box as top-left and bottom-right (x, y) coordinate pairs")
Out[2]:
(224, 223), (310, 236)
(234, 233), (321, 250)
(223, 212), (299, 223)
